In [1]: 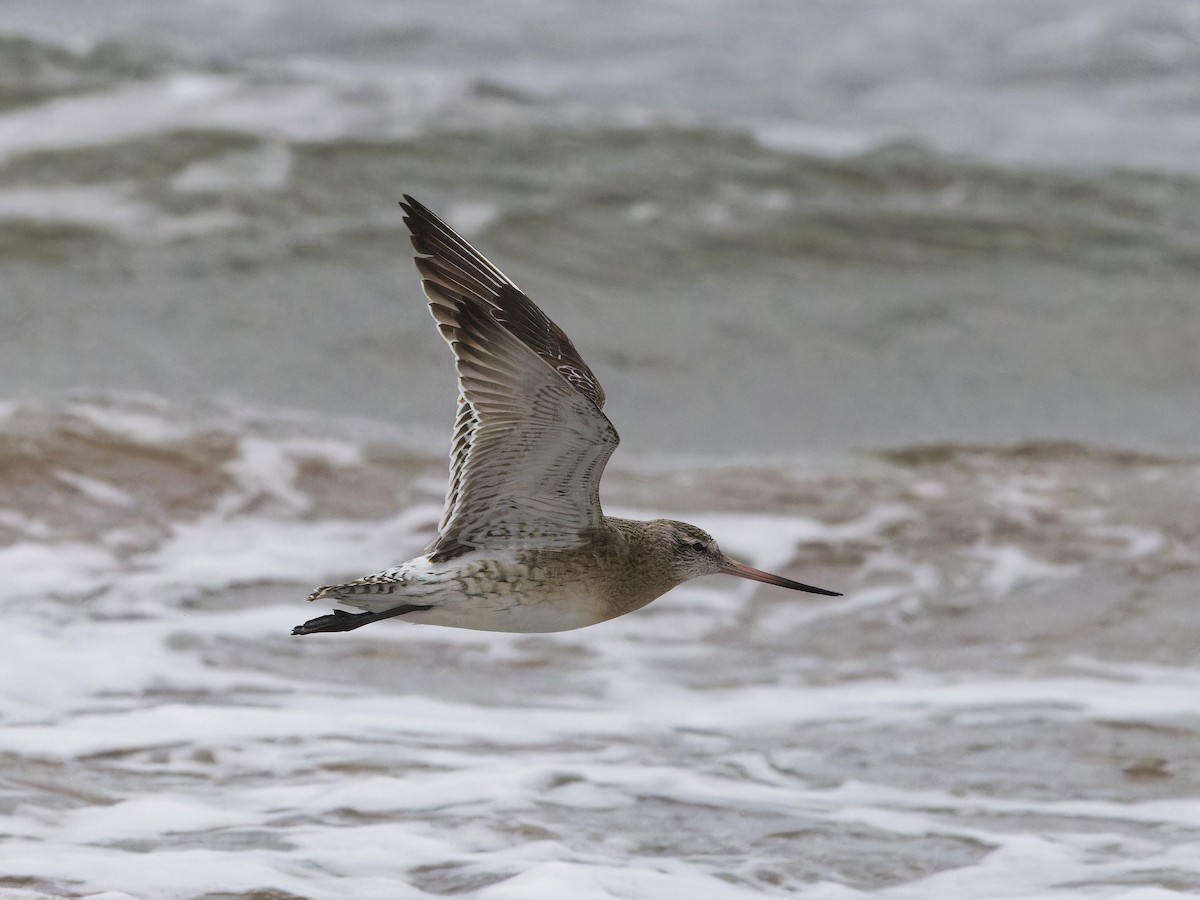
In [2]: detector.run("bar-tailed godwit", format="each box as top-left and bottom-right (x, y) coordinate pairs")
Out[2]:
(293, 196), (840, 636)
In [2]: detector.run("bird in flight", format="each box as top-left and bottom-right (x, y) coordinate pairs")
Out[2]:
(293, 196), (840, 636)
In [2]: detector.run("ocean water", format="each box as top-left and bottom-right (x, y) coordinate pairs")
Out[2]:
(1, 3), (1199, 898)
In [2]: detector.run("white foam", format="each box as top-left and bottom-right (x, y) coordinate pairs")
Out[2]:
(443, 200), (502, 239)
(1, 583), (1197, 900)
(967, 543), (1079, 598)
(54, 470), (135, 507)
(60, 797), (248, 843)
(0, 509), (53, 538)
(985, 472), (1060, 528)
(473, 860), (768, 900)
(171, 141), (293, 194)
(0, 540), (116, 602)
(0, 398), (1196, 898)
(220, 433), (365, 515)
(0, 67), (470, 164)
(753, 120), (877, 157)
(0, 182), (244, 239)
(1083, 524), (1168, 559)
(62, 399), (199, 445)
(117, 505), (434, 602)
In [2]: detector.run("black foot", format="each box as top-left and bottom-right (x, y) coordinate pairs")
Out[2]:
(291, 604), (432, 636)
(292, 609), (372, 635)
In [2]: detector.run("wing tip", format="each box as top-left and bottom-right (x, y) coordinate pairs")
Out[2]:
(399, 194), (431, 238)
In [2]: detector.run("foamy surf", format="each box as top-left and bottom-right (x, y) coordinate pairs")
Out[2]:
(0, 395), (1197, 898)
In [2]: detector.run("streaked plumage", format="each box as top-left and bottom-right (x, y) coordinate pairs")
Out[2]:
(293, 196), (839, 636)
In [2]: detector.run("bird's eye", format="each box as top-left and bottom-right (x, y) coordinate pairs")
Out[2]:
(690, 541), (706, 553)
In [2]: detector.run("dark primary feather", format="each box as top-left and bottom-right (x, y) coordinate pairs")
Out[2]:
(401, 196), (607, 409)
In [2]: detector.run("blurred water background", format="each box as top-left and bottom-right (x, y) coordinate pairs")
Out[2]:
(0, 2), (1199, 898)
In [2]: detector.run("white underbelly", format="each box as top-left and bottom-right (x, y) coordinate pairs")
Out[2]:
(400, 599), (607, 633)
(334, 553), (615, 633)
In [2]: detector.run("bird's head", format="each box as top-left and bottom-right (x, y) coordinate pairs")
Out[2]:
(658, 519), (842, 597)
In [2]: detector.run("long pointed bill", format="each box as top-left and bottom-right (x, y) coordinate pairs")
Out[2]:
(718, 558), (842, 596)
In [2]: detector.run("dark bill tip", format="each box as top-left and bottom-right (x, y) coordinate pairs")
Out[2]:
(718, 558), (842, 597)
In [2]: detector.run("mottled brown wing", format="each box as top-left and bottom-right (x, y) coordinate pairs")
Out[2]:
(400, 195), (619, 560)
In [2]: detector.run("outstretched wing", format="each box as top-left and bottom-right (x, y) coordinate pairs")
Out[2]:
(400, 195), (619, 561)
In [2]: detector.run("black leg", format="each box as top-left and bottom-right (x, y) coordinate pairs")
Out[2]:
(291, 604), (432, 636)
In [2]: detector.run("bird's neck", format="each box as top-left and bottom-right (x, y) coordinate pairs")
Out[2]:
(592, 517), (686, 616)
